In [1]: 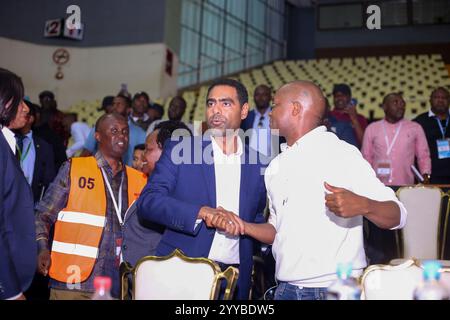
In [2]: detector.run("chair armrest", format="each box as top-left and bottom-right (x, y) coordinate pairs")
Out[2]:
(120, 261), (134, 300)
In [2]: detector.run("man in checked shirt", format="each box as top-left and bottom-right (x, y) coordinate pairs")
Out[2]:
(35, 113), (146, 300)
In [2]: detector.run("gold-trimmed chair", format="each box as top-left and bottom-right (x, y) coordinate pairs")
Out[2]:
(396, 185), (449, 260)
(361, 258), (450, 300)
(120, 249), (239, 300)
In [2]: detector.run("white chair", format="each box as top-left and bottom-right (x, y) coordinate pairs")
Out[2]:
(120, 249), (239, 300)
(361, 258), (450, 300)
(396, 185), (446, 260)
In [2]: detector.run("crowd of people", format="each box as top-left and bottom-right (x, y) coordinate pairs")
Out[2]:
(1, 65), (450, 300)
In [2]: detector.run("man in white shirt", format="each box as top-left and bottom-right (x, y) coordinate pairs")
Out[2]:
(64, 112), (91, 158)
(137, 79), (267, 299)
(218, 81), (407, 300)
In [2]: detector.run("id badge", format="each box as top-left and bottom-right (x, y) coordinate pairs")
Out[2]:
(436, 139), (450, 159)
(376, 160), (392, 184)
(115, 238), (123, 267)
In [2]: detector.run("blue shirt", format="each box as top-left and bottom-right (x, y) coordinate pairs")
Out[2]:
(83, 120), (146, 166)
(19, 131), (36, 186)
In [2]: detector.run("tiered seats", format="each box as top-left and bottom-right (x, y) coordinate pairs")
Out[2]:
(182, 54), (450, 122)
(67, 100), (103, 127)
(67, 54), (450, 124)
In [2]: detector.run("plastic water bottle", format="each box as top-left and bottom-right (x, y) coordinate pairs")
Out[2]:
(91, 276), (113, 300)
(326, 262), (361, 300)
(414, 261), (449, 300)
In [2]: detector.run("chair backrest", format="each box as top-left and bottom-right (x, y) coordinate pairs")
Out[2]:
(397, 185), (444, 259)
(361, 258), (450, 300)
(120, 249), (239, 300)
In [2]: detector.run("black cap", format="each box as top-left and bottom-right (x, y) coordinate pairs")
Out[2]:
(99, 95), (114, 111)
(332, 84), (352, 97)
(39, 90), (55, 100)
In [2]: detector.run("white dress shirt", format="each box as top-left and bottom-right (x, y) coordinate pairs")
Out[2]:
(266, 126), (407, 288)
(207, 136), (243, 265)
(2, 126), (16, 154)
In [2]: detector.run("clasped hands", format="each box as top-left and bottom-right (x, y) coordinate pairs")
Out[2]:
(198, 206), (245, 236)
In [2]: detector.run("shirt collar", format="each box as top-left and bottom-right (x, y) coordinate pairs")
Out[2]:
(280, 126), (327, 153)
(1, 126), (16, 153)
(255, 107), (271, 119)
(211, 134), (243, 158)
(383, 118), (405, 127)
(24, 130), (33, 139)
(428, 109), (450, 118)
(130, 113), (149, 122)
(95, 151), (124, 175)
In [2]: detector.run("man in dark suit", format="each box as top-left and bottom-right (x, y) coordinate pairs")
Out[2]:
(15, 101), (56, 202)
(33, 104), (67, 172)
(9, 101), (56, 300)
(0, 68), (37, 300)
(137, 79), (267, 300)
(241, 84), (284, 158)
(414, 87), (450, 184)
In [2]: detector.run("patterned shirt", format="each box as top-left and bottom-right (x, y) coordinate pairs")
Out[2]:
(35, 152), (128, 298)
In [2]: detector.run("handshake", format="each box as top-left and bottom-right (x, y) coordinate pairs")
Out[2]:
(198, 206), (246, 236)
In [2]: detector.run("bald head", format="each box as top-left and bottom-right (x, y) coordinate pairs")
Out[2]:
(278, 81), (326, 123)
(271, 81), (326, 145)
(95, 113), (127, 133)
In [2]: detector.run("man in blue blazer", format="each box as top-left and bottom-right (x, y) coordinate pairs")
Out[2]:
(137, 79), (267, 300)
(0, 67), (37, 300)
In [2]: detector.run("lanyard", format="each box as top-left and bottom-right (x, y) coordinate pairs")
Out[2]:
(100, 168), (124, 226)
(435, 116), (449, 139)
(382, 120), (403, 157)
(16, 139), (32, 163)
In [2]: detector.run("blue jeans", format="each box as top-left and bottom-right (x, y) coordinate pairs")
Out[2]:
(274, 282), (327, 300)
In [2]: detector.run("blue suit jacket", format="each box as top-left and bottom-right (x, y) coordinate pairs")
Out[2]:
(0, 132), (37, 299)
(137, 137), (267, 300)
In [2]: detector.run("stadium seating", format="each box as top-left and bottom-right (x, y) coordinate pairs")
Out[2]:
(68, 54), (450, 124)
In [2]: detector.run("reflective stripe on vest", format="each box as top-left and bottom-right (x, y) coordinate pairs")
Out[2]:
(49, 156), (147, 283)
